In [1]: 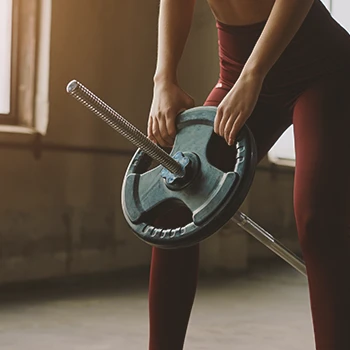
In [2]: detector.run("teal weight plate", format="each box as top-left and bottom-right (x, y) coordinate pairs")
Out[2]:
(121, 106), (257, 249)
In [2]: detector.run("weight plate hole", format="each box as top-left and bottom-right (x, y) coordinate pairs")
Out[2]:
(206, 132), (237, 172)
(148, 199), (193, 229)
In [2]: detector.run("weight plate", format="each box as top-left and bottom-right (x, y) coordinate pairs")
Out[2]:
(121, 106), (257, 248)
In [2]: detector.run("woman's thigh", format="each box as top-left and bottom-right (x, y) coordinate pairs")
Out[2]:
(293, 72), (350, 247)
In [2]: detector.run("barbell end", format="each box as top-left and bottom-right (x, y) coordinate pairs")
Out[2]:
(66, 80), (79, 94)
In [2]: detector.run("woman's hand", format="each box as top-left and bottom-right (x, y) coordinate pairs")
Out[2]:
(148, 81), (195, 147)
(214, 72), (264, 145)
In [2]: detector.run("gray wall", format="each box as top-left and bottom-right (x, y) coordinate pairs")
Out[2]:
(0, 0), (299, 284)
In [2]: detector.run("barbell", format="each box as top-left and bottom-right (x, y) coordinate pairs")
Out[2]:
(66, 80), (307, 277)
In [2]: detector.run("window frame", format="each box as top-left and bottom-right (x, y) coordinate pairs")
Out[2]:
(0, 0), (39, 128)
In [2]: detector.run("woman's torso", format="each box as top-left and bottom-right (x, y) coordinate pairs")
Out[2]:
(207, 0), (350, 107)
(207, 0), (275, 26)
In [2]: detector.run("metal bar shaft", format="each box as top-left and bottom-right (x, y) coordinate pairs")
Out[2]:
(231, 211), (307, 277)
(66, 80), (184, 176)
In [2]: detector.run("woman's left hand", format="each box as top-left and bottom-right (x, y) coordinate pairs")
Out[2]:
(214, 72), (264, 145)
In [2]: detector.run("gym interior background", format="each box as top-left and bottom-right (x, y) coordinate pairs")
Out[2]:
(0, 0), (348, 349)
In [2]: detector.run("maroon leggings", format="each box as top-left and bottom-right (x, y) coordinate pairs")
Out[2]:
(149, 2), (350, 349)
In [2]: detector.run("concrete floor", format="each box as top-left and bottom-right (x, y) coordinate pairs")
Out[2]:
(0, 262), (315, 350)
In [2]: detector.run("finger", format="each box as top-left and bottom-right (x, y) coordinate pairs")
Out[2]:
(228, 115), (245, 146)
(159, 117), (175, 148)
(214, 107), (223, 134)
(147, 117), (152, 136)
(152, 118), (171, 147)
(149, 134), (157, 144)
(157, 115), (173, 146)
(165, 113), (177, 145)
(219, 111), (231, 137)
(223, 114), (238, 143)
(162, 109), (178, 146)
(148, 117), (154, 138)
(148, 118), (157, 144)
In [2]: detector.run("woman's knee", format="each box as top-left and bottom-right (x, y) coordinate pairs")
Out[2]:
(151, 245), (200, 273)
(295, 206), (348, 257)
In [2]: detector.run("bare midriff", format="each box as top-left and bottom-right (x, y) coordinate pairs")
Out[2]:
(207, 0), (275, 25)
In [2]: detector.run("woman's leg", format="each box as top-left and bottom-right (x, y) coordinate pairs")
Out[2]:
(293, 72), (350, 350)
(149, 211), (199, 350)
(148, 83), (292, 350)
(149, 246), (200, 350)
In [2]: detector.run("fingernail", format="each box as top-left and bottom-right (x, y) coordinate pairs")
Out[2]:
(228, 139), (234, 146)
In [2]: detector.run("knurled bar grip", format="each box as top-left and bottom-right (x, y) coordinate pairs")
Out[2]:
(66, 80), (184, 176)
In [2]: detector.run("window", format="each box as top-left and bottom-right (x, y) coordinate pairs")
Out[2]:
(0, 0), (51, 134)
(0, 0), (14, 116)
(267, 0), (349, 166)
(268, 126), (296, 167)
(332, 0), (350, 31)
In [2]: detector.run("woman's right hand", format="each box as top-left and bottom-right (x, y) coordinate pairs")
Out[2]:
(148, 81), (195, 148)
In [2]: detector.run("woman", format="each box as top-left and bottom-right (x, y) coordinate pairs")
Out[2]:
(147, 0), (350, 349)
